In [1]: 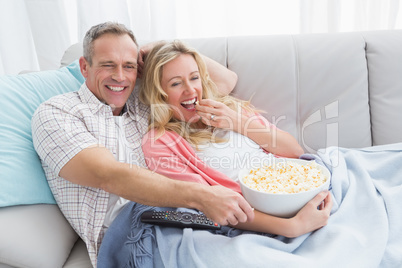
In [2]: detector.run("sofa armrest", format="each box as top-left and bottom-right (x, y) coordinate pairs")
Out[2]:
(0, 204), (78, 268)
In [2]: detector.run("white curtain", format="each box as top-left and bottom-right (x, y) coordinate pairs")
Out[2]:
(0, 0), (401, 75)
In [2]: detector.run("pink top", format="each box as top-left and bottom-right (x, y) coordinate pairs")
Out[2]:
(142, 129), (243, 194)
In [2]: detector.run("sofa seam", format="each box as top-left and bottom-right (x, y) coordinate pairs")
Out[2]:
(360, 33), (373, 146)
(291, 35), (301, 145)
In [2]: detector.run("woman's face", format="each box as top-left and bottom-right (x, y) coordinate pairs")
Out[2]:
(161, 54), (202, 123)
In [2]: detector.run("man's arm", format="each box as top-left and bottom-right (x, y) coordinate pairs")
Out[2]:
(59, 145), (254, 225)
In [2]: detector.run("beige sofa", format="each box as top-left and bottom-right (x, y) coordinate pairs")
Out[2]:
(1, 30), (402, 267)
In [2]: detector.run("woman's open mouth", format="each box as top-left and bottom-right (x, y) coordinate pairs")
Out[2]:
(180, 97), (197, 110)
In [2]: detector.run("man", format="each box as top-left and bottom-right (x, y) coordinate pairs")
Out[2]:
(32, 22), (254, 266)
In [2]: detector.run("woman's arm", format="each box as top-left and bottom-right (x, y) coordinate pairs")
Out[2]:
(233, 191), (332, 237)
(201, 55), (238, 95)
(240, 115), (304, 158)
(196, 99), (304, 158)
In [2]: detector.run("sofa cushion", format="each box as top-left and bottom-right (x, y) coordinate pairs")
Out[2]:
(62, 239), (92, 268)
(363, 30), (402, 146)
(0, 204), (79, 268)
(0, 60), (84, 207)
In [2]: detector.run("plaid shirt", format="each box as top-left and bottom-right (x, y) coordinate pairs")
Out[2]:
(32, 83), (149, 267)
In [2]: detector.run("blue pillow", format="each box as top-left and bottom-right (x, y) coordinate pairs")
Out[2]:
(0, 60), (84, 207)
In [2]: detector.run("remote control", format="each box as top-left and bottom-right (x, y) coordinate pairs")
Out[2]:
(140, 210), (221, 230)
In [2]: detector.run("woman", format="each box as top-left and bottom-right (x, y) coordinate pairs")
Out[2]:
(139, 40), (332, 238)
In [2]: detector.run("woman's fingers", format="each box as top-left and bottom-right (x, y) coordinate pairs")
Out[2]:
(196, 99), (238, 129)
(311, 191), (333, 214)
(322, 191), (333, 212)
(197, 111), (219, 123)
(311, 191), (329, 204)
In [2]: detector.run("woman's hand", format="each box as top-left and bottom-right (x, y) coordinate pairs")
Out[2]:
(195, 99), (247, 133)
(287, 191), (333, 237)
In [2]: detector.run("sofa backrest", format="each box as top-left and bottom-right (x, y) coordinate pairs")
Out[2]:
(363, 31), (402, 146)
(61, 30), (402, 153)
(227, 33), (370, 154)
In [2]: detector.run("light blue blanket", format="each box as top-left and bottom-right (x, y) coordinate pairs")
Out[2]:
(98, 144), (402, 268)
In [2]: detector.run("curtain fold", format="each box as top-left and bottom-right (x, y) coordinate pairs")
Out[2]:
(76, 0), (132, 41)
(0, 0), (401, 75)
(25, 0), (70, 71)
(0, 0), (40, 74)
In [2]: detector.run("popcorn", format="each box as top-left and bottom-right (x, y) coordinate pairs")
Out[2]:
(242, 161), (327, 194)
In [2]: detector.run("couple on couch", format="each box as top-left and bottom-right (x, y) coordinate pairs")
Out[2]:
(32, 22), (402, 267)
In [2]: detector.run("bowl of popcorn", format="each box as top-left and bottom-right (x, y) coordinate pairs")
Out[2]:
(238, 158), (331, 218)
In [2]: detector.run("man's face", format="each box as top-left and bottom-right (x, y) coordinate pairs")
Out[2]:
(80, 33), (138, 115)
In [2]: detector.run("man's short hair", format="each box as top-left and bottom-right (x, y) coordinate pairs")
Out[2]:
(83, 22), (138, 65)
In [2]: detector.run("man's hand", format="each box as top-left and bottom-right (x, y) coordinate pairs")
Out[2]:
(196, 185), (255, 226)
(137, 42), (158, 78)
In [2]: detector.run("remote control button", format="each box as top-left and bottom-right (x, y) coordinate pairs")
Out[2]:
(181, 214), (192, 222)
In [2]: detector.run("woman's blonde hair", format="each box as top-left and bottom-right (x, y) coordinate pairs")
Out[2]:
(139, 40), (258, 149)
